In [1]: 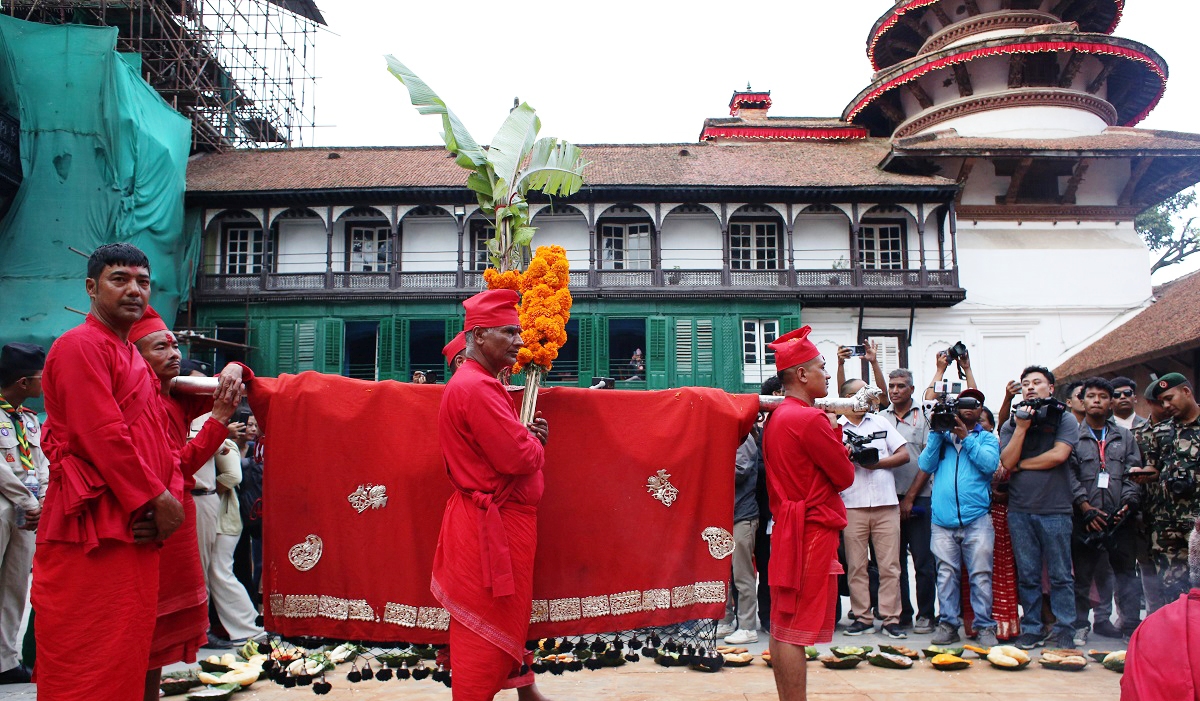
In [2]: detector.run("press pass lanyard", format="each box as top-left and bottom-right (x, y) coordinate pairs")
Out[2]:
(1091, 426), (1110, 489)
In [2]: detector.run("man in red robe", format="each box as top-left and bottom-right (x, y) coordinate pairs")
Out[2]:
(762, 325), (855, 701)
(33, 243), (183, 701)
(432, 289), (550, 701)
(131, 308), (248, 700)
(1122, 516), (1200, 700)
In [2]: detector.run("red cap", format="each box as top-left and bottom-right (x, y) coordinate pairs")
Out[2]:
(959, 388), (986, 404)
(463, 289), (520, 329)
(768, 325), (820, 371)
(442, 331), (466, 365)
(129, 306), (168, 343)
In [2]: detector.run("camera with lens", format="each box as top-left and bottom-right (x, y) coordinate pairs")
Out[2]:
(1012, 396), (1066, 426)
(945, 341), (969, 379)
(1162, 468), (1197, 499)
(929, 395), (981, 432)
(845, 430), (887, 467)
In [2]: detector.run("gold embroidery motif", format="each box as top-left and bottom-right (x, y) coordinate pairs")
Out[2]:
(288, 534), (323, 571)
(417, 606), (451, 631)
(384, 603), (418, 627)
(284, 594), (319, 618)
(269, 593), (285, 617)
(581, 595), (610, 618)
(549, 598), (582, 622)
(701, 526), (735, 559)
(646, 469), (679, 507)
(694, 580), (726, 604)
(609, 591), (642, 616)
(642, 588), (671, 611)
(318, 595), (349, 620)
(671, 584), (698, 608)
(347, 483), (388, 513)
(530, 600), (549, 624)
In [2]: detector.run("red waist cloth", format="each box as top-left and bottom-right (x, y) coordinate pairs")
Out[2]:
(248, 373), (758, 642)
(1122, 589), (1200, 700)
(32, 541), (159, 701)
(148, 493), (208, 667)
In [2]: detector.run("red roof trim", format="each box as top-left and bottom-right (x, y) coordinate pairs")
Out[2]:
(729, 92), (773, 115)
(866, 0), (1125, 70)
(700, 126), (868, 141)
(848, 41), (1166, 127)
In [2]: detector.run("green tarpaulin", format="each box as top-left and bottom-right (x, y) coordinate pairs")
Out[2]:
(0, 15), (195, 350)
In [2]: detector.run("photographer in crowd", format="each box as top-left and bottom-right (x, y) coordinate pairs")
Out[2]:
(999, 366), (1080, 650)
(909, 387), (1000, 647)
(838, 378), (911, 639)
(1068, 377), (1142, 644)
(1142, 373), (1200, 603)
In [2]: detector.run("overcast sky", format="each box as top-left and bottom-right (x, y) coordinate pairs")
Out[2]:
(311, 1), (1200, 282)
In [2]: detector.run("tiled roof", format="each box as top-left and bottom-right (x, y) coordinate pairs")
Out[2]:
(891, 127), (1200, 155)
(185, 140), (953, 194)
(1055, 269), (1200, 379)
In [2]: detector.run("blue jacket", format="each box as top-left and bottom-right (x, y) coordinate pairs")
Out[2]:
(918, 426), (1000, 529)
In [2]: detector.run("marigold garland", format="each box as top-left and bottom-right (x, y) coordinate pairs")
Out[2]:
(484, 245), (571, 373)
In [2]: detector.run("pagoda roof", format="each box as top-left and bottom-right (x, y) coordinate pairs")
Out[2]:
(185, 141), (955, 205)
(1055, 269), (1200, 381)
(699, 117), (868, 142)
(845, 32), (1167, 137)
(867, 0), (1123, 70)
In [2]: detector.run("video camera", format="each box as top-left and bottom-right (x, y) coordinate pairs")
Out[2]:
(1013, 396), (1066, 427)
(926, 379), (979, 432)
(845, 430), (887, 467)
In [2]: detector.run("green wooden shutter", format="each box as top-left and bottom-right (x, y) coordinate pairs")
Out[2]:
(696, 319), (714, 386)
(576, 316), (593, 386)
(394, 317), (409, 378)
(296, 321), (318, 372)
(321, 318), (344, 375)
(276, 321), (297, 375)
(596, 317), (611, 382)
(674, 318), (694, 386)
(647, 316), (668, 389)
(780, 314), (800, 334)
(377, 319), (395, 380)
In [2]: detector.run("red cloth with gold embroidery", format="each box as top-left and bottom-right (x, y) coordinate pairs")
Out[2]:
(762, 397), (855, 646)
(1122, 589), (1200, 700)
(248, 372), (757, 642)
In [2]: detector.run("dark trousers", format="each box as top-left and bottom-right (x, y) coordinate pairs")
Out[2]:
(755, 521), (771, 630)
(899, 495), (938, 624)
(1072, 522), (1140, 635)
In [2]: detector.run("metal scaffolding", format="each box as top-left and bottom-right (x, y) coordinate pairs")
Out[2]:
(4, 0), (321, 152)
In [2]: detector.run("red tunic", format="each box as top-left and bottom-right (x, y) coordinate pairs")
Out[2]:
(33, 314), (177, 700)
(762, 396), (855, 645)
(1122, 589), (1200, 700)
(432, 359), (544, 698)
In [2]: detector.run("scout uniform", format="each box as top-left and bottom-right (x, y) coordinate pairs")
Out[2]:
(1142, 373), (1200, 602)
(0, 343), (48, 678)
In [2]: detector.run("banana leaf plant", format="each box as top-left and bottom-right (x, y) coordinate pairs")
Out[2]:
(386, 56), (587, 271)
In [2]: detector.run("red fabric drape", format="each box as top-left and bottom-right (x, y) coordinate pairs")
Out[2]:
(249, 373), (758, 642)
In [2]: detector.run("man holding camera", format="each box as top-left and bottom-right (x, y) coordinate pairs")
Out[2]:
(1069, 377), (1142, 643)
(909, 388), (1000, 647)
(838, 379), (911, 639)
(999, 366), (1080, 650)
(1143, 373), (1200, 604)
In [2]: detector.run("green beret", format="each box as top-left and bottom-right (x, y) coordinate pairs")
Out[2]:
(1146, 372), (1189, 400)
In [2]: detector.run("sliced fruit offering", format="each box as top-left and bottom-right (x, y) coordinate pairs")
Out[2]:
(986, 645), (1031, 670)
(923, 644), (966, 658)
(962, 643), (991, 657)
(1102, 650), (1126, 673)
(830, 645), (872, 658)
(1040, 651), (1088, 671)
(878, 644), (920, 659)
(722, 652), (754, 666)
(1087, 649), (1112, 663)
(804, 646), (818, 660)
(930, 653), (971, 671)
(867, 652), (913, 669)
(818, 654), (864, 669)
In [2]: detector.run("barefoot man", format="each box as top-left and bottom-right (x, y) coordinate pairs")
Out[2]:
(432, 289), (551, 701)
(762, 326), (855, 700)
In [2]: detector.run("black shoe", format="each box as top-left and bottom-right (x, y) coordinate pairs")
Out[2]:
(1092, 620), (1122, 639)
(206, 633), (235, 649)
(883, 624), (908, 639)
(0, 665), (32, 684)
(844, 621), (873, 636)
(1015, 632), (1044, 650)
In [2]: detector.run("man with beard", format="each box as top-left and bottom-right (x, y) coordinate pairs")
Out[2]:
(432, 289), (551, 701)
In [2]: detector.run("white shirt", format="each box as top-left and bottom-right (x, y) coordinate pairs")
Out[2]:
(838, 413), (908, 509)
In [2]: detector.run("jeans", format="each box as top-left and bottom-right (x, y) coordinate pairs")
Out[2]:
(1008, 511), (1076, 640)
(931, 515), (995, 630)
(899, 495), (938, 623)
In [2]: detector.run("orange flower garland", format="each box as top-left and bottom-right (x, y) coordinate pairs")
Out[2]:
(484, 245), (571, 373)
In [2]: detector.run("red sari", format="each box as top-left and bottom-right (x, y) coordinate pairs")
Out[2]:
(762, 397), (855, 645)
(33, 315), (177, 700)
(432, 359), (544, 699)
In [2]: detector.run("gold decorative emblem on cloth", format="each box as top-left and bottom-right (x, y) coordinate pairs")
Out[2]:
(347, 483), (388, 513)
(701, 526), (735, 559)
(288, 534), (323, 571)
(646, 469), (678, 507)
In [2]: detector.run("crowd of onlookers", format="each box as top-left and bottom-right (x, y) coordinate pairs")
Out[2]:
(714, 342), (1200, 653)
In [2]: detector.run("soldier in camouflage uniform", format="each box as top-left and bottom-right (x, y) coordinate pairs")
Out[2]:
(1135, 394), (1175, 614)
(1142, 373), (1200, 604)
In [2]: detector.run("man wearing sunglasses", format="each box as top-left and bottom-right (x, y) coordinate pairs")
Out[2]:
(1110, 377), (1147, 431)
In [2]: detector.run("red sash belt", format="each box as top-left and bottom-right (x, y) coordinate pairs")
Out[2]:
(771, 498), (806, 593)
(450, 473), (522, 599)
